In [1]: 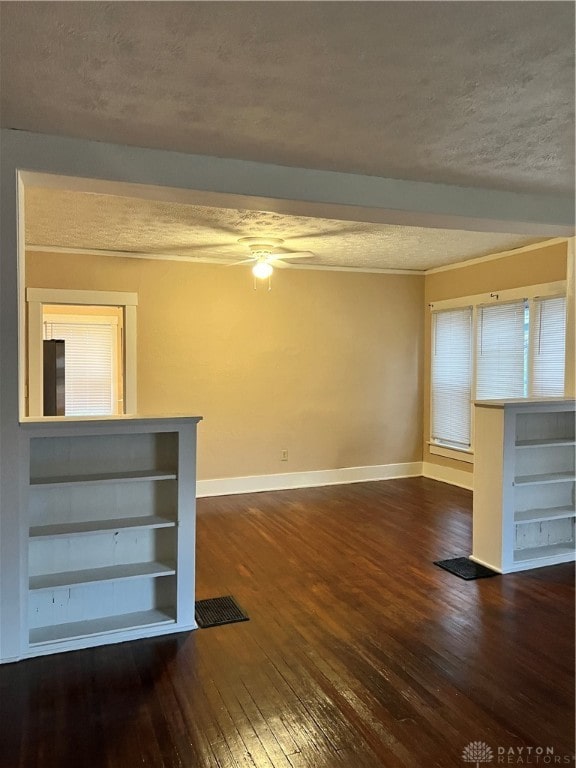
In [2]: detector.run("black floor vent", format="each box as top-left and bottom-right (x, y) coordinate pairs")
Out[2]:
(434, 557), (498, 580)
(195, 596), (249, 628)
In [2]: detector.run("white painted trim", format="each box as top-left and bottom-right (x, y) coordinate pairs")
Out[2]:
(123, 306), (137, 414)
(27, 245), (424, 276)
(428, 443), (474, 464)
(18, 173), (27, 420)
(27, 287), (138, 306)
(197, 462), (423, 497)
(565, 237), (575, 397)
(425, 238), (569, 274)
(278, 263), (423, 276)
(422, 461), (474, 491)
(429, 281), (566, 312)
(27, 301), (43, 417)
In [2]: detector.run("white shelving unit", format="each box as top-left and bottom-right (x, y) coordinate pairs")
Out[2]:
(19, 415), (202, 658)
(472, 399), (575, 573)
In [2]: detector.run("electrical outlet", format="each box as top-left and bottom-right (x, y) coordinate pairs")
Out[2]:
(280, 449), (288, 461)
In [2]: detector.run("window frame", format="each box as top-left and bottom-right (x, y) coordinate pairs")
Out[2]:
(43, 311), (121, 417)
(430, 305), (473, 454)
(429, 280), (567, 462)
(26, 288), (138, 418)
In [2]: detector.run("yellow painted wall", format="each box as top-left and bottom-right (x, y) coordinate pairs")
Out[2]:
(27, 251), (425, 480)
(423, 241), (569, 474)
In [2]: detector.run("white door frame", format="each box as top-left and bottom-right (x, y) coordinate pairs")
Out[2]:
(26, 288), (138, 417)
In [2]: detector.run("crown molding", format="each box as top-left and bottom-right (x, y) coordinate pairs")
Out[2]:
(424, 237), (568, 275)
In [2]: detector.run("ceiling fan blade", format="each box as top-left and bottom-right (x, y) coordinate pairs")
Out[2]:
(269, 251), (315, 260)
(227, 257), (256, 266)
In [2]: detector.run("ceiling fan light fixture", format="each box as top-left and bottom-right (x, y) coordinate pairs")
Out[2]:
(252, 260), (273, 279)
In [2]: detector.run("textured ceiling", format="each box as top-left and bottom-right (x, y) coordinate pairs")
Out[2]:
(25, 187), (545, 271)
(2, 2), (574, 195)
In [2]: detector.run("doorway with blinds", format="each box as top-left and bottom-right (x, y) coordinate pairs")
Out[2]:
(26, 288), (138, 418)
(43, 305), (123, 416)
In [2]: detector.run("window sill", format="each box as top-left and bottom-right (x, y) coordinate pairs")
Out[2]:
(428, 442), (474, 464)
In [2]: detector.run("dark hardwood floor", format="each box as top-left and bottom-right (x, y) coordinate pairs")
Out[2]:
(1, 478), (574, 767)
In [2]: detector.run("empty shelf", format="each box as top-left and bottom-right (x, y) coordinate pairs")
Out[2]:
(514, 507), (576, 524)
(29, 609), (176, 646)
(514, 542), (576, 563)
(514, 472), (575, 486)
(30, 561), (176, 591)
(515, 438), (575, 448)
(30, 469), (177, 488)
(30, 515), (176, 539)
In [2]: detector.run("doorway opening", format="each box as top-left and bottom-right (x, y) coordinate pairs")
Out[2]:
(42, 304), (123, 416)
(26, 288), (137, 418)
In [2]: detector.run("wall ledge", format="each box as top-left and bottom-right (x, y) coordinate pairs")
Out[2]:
(197, 462), (423, 497)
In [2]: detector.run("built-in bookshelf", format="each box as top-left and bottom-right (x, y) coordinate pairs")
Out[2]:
(21, 416), (201, 658)
(472, 399), (575, 573)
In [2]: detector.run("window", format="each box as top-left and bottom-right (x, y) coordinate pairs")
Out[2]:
(529, 296), (567, 397)
(430, 285), (567, 454)
(43, 312), (120, 416)
(476, 301), (526, 400)
(431, 308), (472, 448)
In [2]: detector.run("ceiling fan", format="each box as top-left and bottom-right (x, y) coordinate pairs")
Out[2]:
(230, 238), (315, 279)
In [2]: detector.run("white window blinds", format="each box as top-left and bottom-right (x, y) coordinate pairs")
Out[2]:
(431, 308), (472, 448)
(476, 301), (527, 400)
(529, 295), (566, 397)
(43, 319), (117, 416)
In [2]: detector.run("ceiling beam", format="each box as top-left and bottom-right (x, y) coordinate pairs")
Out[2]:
(4, 129), (573, 238)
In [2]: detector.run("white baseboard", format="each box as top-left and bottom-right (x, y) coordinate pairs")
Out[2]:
(422, 461), (474, 491)
(197, 462), (423, 498)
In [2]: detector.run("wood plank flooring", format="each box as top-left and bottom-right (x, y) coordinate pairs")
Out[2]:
(1, 478), (574, 767)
